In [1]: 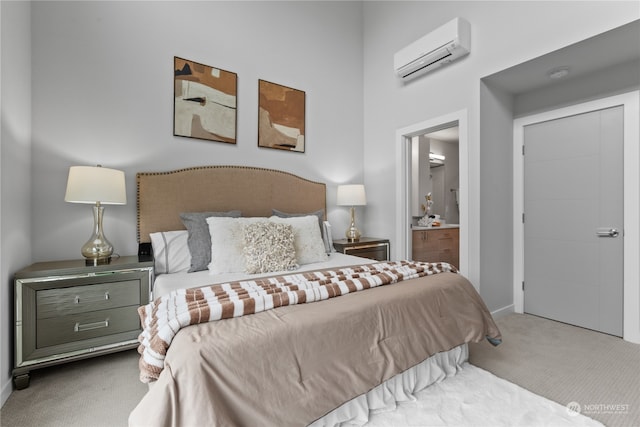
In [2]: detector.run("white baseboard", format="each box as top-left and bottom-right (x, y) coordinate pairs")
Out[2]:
(1, 377), (12, 407)
(491, 304), (514, 319)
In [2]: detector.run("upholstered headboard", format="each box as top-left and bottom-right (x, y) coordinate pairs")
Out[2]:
(136, 165), (327, 246)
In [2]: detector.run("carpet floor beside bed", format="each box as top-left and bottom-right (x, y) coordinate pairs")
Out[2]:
(1, 313), (638, 427)
(470, 313), (640, 427)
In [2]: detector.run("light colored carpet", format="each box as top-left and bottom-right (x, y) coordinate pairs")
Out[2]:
(1, 350), (147, 427)
(470, 313), (640, 427)
(1, 313), (639, 427)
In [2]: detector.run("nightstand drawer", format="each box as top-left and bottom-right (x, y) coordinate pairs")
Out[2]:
(36, 306), (141, 348)
(36, 280), (141, 319)
(343, 245), (388, 261)
(333, 238), (390, 262)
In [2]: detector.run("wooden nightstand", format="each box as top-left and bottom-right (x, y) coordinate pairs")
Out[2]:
(333, 237), (390, 261)
(13, 256), (153, 389)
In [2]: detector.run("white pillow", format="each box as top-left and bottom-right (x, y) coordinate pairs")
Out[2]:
(149, 230), (190, 274)
(269, 215), (329, 265)
(207, 217), (267, 274)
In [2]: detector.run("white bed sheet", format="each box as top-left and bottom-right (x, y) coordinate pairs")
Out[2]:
(152, 252), (375, 298)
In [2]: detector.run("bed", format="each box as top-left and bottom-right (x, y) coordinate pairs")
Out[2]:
(128, 165), (501, 427)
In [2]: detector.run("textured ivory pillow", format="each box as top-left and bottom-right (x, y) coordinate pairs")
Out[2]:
(149, 230), (190, 274)
(207, 217), (267, 274)
(269, 215), (328, 265)
(180, 210), (242, 272)
(243, 222), (298, 274)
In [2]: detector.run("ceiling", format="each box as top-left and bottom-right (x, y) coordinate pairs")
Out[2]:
(424, 126), (459, 142)
(483, 19), (640, 95)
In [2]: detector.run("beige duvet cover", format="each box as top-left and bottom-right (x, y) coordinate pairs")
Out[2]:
(129, 271), (501, 427)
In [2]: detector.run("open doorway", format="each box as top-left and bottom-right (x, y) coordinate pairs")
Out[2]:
(411, 126), (459, 226)
(395, 109), (471, 281)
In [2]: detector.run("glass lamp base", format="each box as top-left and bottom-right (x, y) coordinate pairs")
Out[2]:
(81, 205), (114, 265)
(85, 257), (112, 266)
(345, 229), (361, 242)
(345, 206), (361, 242)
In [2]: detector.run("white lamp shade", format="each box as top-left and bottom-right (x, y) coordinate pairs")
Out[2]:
(64, 166), (127, 205)
(337, 184), (366, 206)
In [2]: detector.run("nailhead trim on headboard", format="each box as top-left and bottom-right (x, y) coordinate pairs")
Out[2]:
(136, 165), (327, 244)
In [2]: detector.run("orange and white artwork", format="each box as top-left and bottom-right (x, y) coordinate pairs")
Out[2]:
(174, 57), (237, 144)
(258, 79), (305, 152)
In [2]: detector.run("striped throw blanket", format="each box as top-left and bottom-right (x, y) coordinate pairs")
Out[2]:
(137, 261), (458, 383)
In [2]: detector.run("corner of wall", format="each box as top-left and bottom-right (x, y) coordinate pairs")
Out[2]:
(1, 0), (33, 407)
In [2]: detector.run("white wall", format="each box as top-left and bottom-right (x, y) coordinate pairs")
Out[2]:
(361, 1), (639, 306)
(478, 81), (516, 312)
(30, 0), (365, 262)
(1, 0), (32, 406)
(2, 0), (364, 405)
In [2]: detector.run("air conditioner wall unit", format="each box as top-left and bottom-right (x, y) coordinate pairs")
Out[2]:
(394, 17), (470, 81)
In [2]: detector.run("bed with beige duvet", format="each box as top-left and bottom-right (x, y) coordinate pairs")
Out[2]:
(128, 166), (501, 427)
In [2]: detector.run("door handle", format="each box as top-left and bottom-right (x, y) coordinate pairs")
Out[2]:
(596, 228), (619, 238)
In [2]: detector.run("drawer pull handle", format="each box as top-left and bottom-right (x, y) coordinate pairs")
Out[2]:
(74, 320), (109, 332)
(74, 292), (110, 304)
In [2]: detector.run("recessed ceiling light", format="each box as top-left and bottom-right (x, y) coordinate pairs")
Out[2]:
(547, 66), (570, 79)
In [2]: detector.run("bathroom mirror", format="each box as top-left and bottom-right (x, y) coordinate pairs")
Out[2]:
(411, 126), (459, 224)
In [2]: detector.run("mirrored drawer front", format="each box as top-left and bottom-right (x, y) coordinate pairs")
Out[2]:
(36, 306), (140, 348)
(36, 280), (140, 319)
(344, 246), (388, 261)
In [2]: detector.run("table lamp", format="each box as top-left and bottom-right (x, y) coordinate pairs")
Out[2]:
(337, 184), (366, 242)
(64, 165), (127, 265)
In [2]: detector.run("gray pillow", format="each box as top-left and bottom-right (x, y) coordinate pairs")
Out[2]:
(271, 208), (330, 253)
(180, 210), (241, 272)
(272, 208), (324, 232)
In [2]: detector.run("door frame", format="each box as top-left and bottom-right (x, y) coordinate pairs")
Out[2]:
(395, 109), (472, 284)
(513, 91), (640, 343)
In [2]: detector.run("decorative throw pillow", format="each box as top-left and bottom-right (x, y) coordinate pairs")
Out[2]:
(272, 208), (324, 232)
(271, 208), (332, 253)
(180, 210), (241, 272)
(207, 217), (267, 274)
(243, 222), (298, 274)
(269, 215), (329, 265)
(149, 230), (190, 274)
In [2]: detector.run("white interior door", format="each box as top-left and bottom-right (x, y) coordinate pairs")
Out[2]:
(523, 106), (623, 336)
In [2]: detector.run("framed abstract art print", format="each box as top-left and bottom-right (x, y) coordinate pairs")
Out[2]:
(258, 79), (305, 152)
(174, 57), (237, 144)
